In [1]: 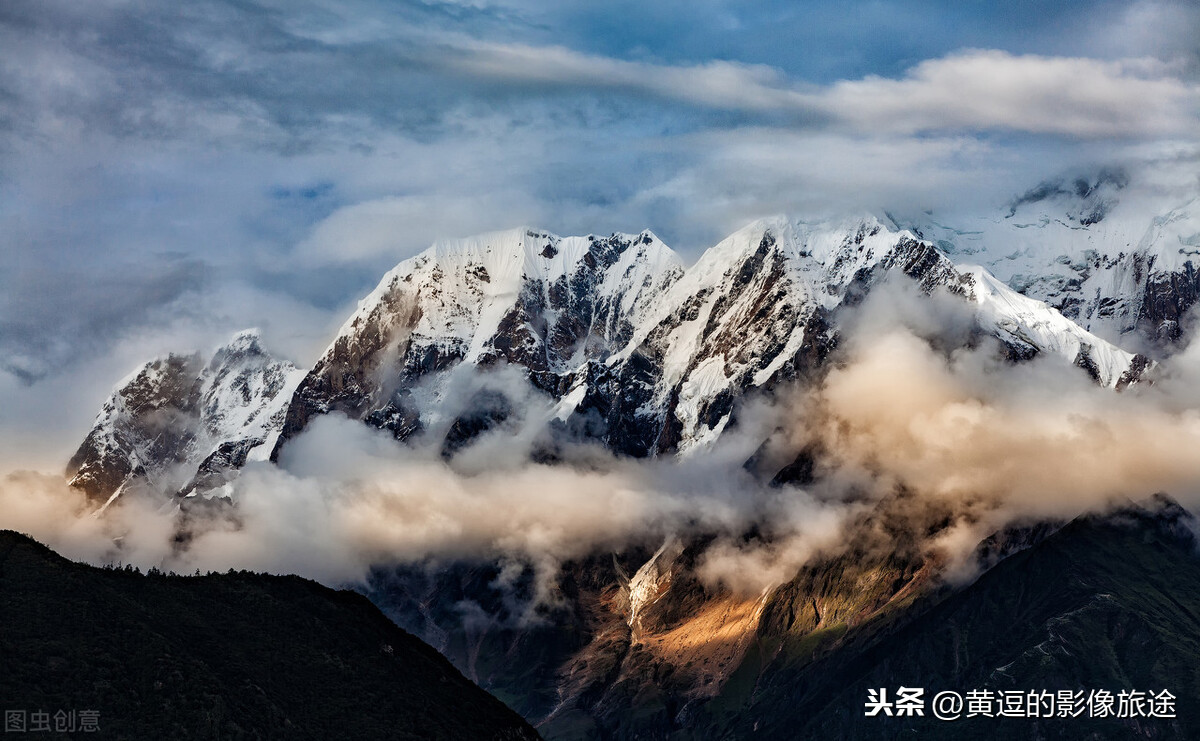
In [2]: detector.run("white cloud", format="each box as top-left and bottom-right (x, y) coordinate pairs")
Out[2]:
(1081, 0), (1200, 71)
(822, 50), (1199, 137)
(444, 43), (1200, 138)
(628, 128), (1016, 238)
(295, 191), (545, 264)
(445, 40), (815, 114)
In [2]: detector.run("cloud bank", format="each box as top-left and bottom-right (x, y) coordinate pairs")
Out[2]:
(451, 44), (1199, 137)
(6, 282), (1200, 603)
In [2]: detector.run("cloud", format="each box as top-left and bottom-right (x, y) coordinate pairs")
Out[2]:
(448, 44), (1199, 138)
(264, 413), (834, 581)
(0, 409), (853, 605)
(1081, 0), (1200, 73)
(442, 41), (822, 118)
(786, 282), (1200, 523)
(294, 193), (545, 265)
(0, 256), (210, 383)
(0, 470), (175, 566)
(822, 50), (1199, 137)
(9, 3), (1193, 148)
(632, 129), (1002, 233)
(11, 276), (1200, 610)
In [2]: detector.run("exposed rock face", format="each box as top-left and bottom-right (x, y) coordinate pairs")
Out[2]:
(375, 497), (929, 733)
(66, 330), (303, 506)
(273, 228), (683, 456)
(902, 171), (1200, 354)
(368, 495), (1200, 740)
(274, 217), (1147, 464)
(740, 495), (1200, 741)
(67, 215), (1156, 514)
(67, 353), (203, 504)
(362, 496), (938, 736)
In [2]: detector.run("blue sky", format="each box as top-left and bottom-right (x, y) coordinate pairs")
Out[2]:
(1, 0), (1198, 465)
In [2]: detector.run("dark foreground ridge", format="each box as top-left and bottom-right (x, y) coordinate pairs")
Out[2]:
(0, 530), (540, 740)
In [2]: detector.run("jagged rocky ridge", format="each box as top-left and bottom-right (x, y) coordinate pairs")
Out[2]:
(273, 227), (684, 460)
(67, 213), (1160, 507)
(271, 216), (1146, 465)
(68, 216), (1153, 505)
(66, 330), (303, 508)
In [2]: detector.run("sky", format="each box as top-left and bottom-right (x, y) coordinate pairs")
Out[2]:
(1, 0), (1198, 468)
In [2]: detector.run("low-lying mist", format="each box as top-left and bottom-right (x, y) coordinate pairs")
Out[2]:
(5, 279), (1200, 604)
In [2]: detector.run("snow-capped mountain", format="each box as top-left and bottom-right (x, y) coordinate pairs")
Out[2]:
(57, 206), (1196, 739)
(273, 227), (684, 456)
(897, 170), (1200, 352)
(271, 215), (1146, 465)
(70, 215), (1151, 504)
(66, 330), (303, 507)
(569, 215), (1146, 458)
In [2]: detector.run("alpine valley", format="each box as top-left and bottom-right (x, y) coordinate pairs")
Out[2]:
(59, 171), (1200, 739)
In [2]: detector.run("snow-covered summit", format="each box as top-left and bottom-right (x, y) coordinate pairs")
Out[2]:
(71, 212), (1157, 503)
(333, 226), (681, 365)
(268, 216), (1152, 463)
(897, 171), (1200, 350)
(66, 330), (303, 507)
(273, 227), (684, 453)
(587, 214), (1145, 455)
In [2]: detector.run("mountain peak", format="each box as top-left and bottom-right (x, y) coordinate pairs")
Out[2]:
(684, 213), (919, 296)
(419, 226), (675, 266)
(224, 327), (263, 347)
(208, 328), (268, 366)
(1006, 167), (1130, 222)
(895, 170), (1200, 350)
(67, 329), (304, 506)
